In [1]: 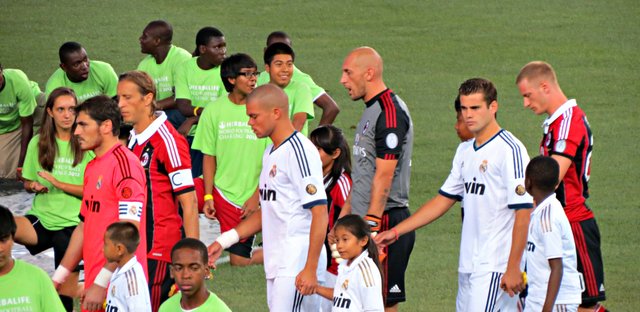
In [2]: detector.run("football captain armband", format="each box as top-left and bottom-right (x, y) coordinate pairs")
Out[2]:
(364, 214), (382, 233)
(169, 169), (194, 190)
(119, 201), (143, 221)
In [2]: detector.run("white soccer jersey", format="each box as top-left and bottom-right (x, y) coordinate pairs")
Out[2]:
(260, 131), (328, 280)
(525, 194), (582, 308)
(105, 256), (151, 312)
(331, 250), (384, 312)
(439, 130), (533, 273)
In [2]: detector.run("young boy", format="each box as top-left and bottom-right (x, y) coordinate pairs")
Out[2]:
(524, 156), (583, 311)
(263, 42), (314, 136)
(160, 238), (230, 311)
(104, 221), (151, 311)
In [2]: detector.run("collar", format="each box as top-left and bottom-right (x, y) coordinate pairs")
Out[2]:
(542, 99), (576, 131)
(128, 111), (167, 148)
(533, 193), (557, 215)
(113, 256), (140, 278)
(364, 89), (391, 108)
(339, 249), (370, 274)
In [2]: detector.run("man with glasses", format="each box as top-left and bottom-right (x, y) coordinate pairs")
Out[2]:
(192, 53), (269, 266)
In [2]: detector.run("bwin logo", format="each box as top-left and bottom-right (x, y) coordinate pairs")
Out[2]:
(527, 241), (536, 252)
(85, 195), (101, 213)
(259, 185), (276, 201)
(464, 178), (485, 195)
(333, 294), (351, 309)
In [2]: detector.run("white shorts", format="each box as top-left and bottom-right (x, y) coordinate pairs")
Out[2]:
(267, 276), (322, 311)
(524, 300), (578, 312)
(457, 271), (519, 312)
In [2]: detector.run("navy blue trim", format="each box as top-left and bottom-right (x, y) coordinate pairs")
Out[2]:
(484, 272), (501, 312)
(498, 131), (524, 179)
(174, 186), (195, 196)
(290, 134), (311, 177)
(473, 129), (503, 151)
(548, 151), (574, 160)
(270, 131), (297, 154)
(439, 189), (462, 202)
(508, 203), (533, 210)
(303, 199), (328, 209)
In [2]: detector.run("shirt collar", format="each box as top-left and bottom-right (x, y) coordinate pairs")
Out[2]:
(113, 256), (140, 277)
(533, 193), (557, 215)
(542, 99), (576, 133)
(128, 111), (167, 148)
(338, 249), (370, 274)
(365, 89), (391, 108)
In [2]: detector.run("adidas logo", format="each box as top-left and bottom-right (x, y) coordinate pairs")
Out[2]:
(599, 284), (605, 292)
(389, 284), (402, 293)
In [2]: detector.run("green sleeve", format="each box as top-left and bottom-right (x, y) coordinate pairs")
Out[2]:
(13, 71), (37, 117)
(294, 68), (325, 100)
(292, 83), (314, 119)
(38, 266), (66, 311)
(22, 136), (40, 181)
(174, 61), (191, 100)
(192, 105), (217, 155)
(101, 62), (119, 98)
(44, 69), (63, 97)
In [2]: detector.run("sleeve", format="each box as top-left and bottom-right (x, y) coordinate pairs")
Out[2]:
(101, 62), (119, 98)
(44, 70), (60, 97)
(115, 162), (146, 222)
(160, 133), (195, 194)
(13, 70), (37, 117)
(332, 174), (352, 208)
(126, 275), (152, 311)
(38, 266), (67, 311)
(359, 260), (385, 312)
(438, 143), (465, 201)
(374, 100), (410, 160)
(294, 68), (325, 101)
(192, 105), (216, 155)
(21, 136), (40, 181)
(501, 138), (534, 210)
(174, 61), (191, 100)
(550, 114), (584, 160)
(288, 137), (327, 209)
(541, 208), (565, 259)
(291, 82), (314, 119)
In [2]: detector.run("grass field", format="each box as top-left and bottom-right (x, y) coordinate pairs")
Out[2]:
(2, 1), (638, 310)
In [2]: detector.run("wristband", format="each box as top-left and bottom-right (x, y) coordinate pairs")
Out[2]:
(193, 107), (200, 117)
(52, 265), (71, 284)
(364, 214), (382, 232)
(216, 229), (240, 249)
(204, 194), (213, 201)
(93, 268), (113, 288)
(392, 227), (399, 242)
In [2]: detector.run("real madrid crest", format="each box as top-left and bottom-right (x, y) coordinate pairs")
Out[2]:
(479, 160), (488, 173)
(96, 175), (103, 190)
(515, 184), (526, 196)
(111, 285), (116, 296)
(306, 184), (317, 195)
(269, 165), (277, 178)
(129, 204), (138, 216)
(342, 279), (349, 290)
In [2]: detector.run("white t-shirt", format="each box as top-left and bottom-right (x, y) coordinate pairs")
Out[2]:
(526, 194), (582, 306)
(331, 250), (384, 312)
(260, 131), (328, 280)
(106, 256), (151, 312)
(439, 130), (533, 273)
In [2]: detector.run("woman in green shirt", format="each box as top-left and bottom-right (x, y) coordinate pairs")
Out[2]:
(13, 87), (94, 311)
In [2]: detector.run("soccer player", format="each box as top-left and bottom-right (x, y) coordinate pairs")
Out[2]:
(263, 42), (315, 136)
(45, 42), (118, 103)
(0, 64), (36, 179)
(118, 70), (198, 311)
(340, 46), (414, 312)
(137, 20), (192, 129)
(192, 53), (268, 266)
(104, 221), (151, 312)
(524, 156), (582, 312)
(52, 95), (148, 312)
(516, 61), (606, 312)
(159, 238), (231, 311)
(0, 205), (66, 311)
(257, 31), (340, 125)
(208, 84), (328, 311)
(174, 26), (227, 177)
(375, 78), (534, 312)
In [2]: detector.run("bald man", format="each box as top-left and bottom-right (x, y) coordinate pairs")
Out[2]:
(340, 47), (414, 311)
(137, 20), (191, 129)
(208, 85), (328, 311)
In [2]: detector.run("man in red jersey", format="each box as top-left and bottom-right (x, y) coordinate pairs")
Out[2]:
(52, 95), (148, 312)
(118, 70), (198, 311)
(517, 61), (607, 312)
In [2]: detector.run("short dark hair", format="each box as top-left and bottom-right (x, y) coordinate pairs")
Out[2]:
(525, 156), (559, 194)
(171, 238), (207, 265)
(264, 42), (295, 65)
(454, 94), (461, 113)
(75, 95), (121, 136)
(458, 78), (497, 107)
(221, 53), (258, 93)
(266, 31), (290, 46)
(146, 20), (173, 43)
(193, 26), (224, 56)
(0, 205), (16, 240)
(59, 41), (84, 64)
(106, 221), (140, 253)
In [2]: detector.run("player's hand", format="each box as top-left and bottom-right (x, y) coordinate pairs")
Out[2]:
(373, 230), (397, 248)
(327, 228), (336, 245)
(29, 181), (49, 194)
(38, 171), (58, 188)
(207, 242), (224, 269)
(203, 200), (216, 220)
(82, 283), (107, 311)
(295, 267), (318, 296)
(499, 267), (525, 297)
(16, 167), (23, 181)
(53, 280), (61, 291)
(240, 197), (259, 220)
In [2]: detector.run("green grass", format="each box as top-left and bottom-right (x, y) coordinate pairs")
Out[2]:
(3, 0), (638, 310)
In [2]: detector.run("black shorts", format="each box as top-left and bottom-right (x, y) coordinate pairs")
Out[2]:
(381, 207), (415, 306)
(227, 235), (255, 259)
(23, 214), (76, 269)
(571, 218), (606, 306)
(148, 258), (174, 312)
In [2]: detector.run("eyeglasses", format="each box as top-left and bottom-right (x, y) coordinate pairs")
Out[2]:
(237, 71), (260, 78)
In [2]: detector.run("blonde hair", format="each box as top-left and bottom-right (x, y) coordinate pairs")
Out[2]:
(516, 61), (558, 85)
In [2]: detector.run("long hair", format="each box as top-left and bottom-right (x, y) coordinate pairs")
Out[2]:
(309, 125), (351, 189)
(334, 215), (381, 272)
(38, 87), (83, 171)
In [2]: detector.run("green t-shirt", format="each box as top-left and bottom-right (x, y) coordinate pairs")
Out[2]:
(22, 135), (95, 230)
(0, 259), (65, 312)
(159, 291), (231, 312)
(257, 65), (325, 100)
(137, 45), (192, 101)
(283, 79), (314, 136)
(174, 57), (226, 136)
(192, 96), (269, 205)
(0, 69), (37, 134)
(45, 60), (118, 103)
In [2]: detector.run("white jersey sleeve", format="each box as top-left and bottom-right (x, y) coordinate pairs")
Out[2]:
(106, 258), (151, 312)
(287, 133), (327, 209)
(439, 141), (472, 200)
(498, 131), (533, 209)
(357, 258), (384, 312)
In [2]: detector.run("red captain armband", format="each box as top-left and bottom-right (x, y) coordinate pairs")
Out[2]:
(365, 214), (382, 233)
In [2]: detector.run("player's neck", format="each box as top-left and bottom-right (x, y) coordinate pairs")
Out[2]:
(153, 45), (171, 64)
(363, 81), (387, 102)
(228, 91), (247, 105)
(56, 129), (72, 141)
(546, 93), (569, 116)
(0, 257), (15, 277)
(181, 288), (210, 309)
(94, 137), (120, 158)
(533, 191), (554, 208)
(116, 253), (135, 269)
(133, 113), (157, 135)
(473, 121), (501, 146)
(196, 57), (217, 70)
(270, 124), (296, 149)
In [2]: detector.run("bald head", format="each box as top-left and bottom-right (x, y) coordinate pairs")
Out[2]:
(145, 20), (173, 44)
(340, 46), (387, 102)
(247, 84), (289, 113)
(346, 46), (383, 78)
